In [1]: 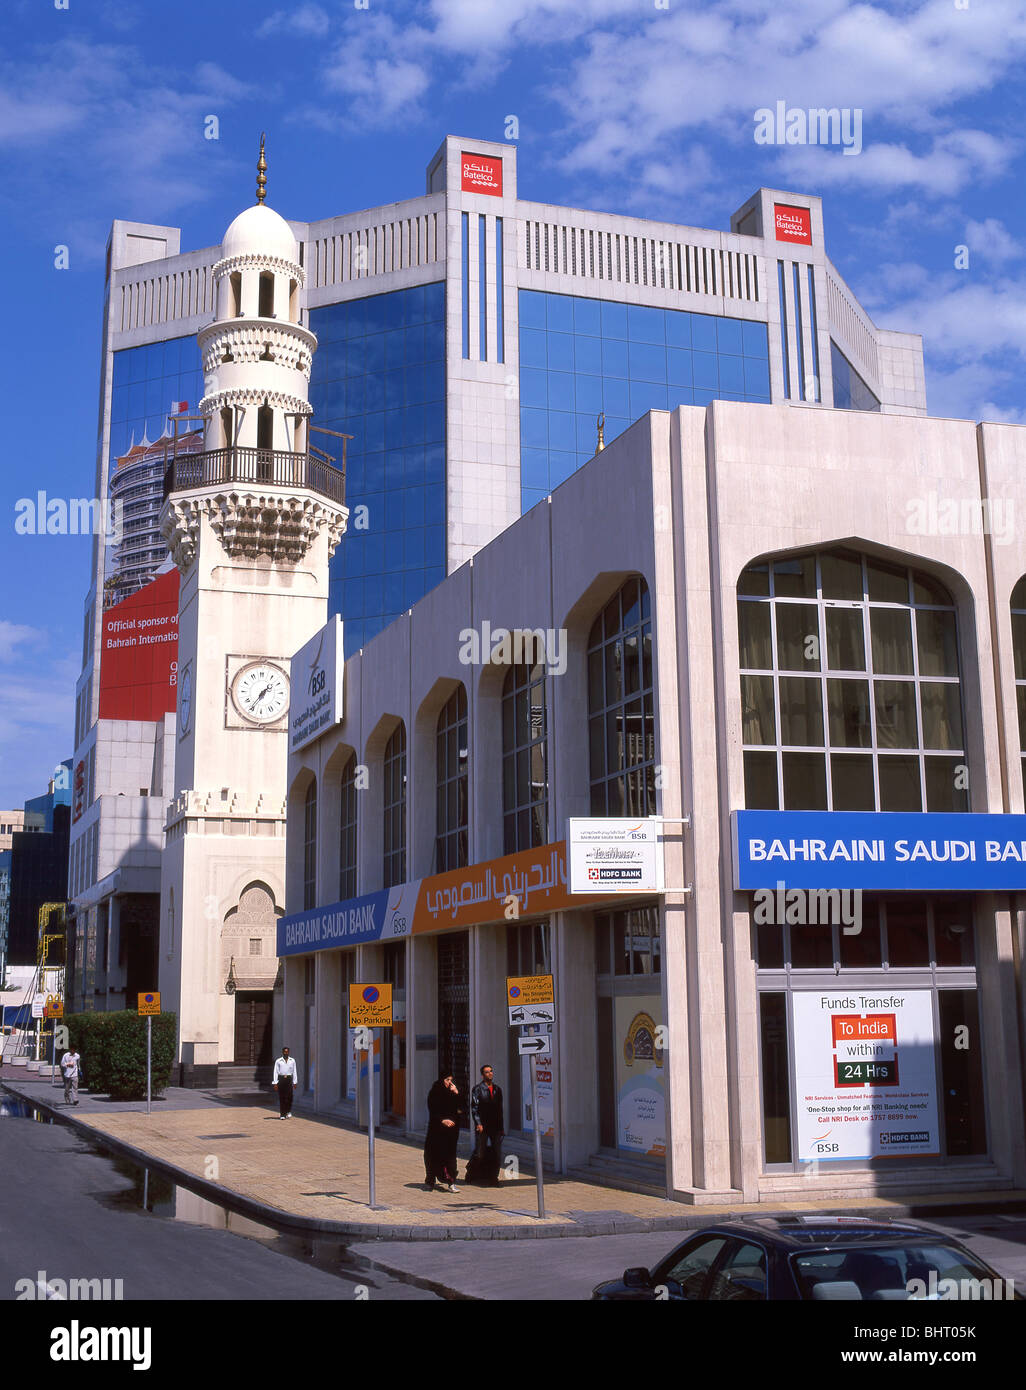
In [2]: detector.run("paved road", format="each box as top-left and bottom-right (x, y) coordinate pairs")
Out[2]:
(352, 1214), (1026, 1301)
(0, 1106), (438, 1302)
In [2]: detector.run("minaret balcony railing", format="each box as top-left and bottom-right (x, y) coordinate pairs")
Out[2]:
(163, 446), (346, 506)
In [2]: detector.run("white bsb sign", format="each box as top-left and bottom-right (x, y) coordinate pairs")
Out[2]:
(289, 615), (344, 754)
(567, 818), (664, 894)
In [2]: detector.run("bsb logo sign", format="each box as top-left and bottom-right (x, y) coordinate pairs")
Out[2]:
(461, 153), (503, 196)
(774, 204), (812, 245)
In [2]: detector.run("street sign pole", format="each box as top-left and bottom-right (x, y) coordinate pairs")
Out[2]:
(529, 1051), (545, 1219)
(146, 1016), (152, 1117)
(367, 1030), (377, 1209)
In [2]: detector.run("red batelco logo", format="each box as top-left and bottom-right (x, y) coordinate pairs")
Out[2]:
(774, 204), (812, 245)
(461, 153), (502, 196)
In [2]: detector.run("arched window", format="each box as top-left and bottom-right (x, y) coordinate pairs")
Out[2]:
(303, 780), (317, 909)
(339, 754), (358, 901)
(738, 547), (965, 811)
(383, 723), (407, 888)
(1012, 578), (1026, 794)
(435, 687), (468, 872)
(588, 576), (655, 816)
(502, 653), (548, 853)
(258, 271), (274, 318)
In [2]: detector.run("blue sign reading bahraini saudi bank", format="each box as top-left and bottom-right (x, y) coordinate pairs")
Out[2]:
(733, 811), (1026, 891)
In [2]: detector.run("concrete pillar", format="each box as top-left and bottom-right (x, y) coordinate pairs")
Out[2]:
(556, 909), (598, 1168)
(273, 270), (290, 321)
(240, 267), (259, 318)
(315, 950), (341, 1112)
(411, 933), (438, 1133)
(471, 922), (506, 1102)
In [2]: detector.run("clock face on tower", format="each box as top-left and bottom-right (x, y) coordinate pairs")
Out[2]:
(179, 664), (193, 737)
(230, 662), (290, 725)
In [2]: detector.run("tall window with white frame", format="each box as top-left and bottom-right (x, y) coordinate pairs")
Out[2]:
(383, 723), (407, 889)
(435, 687), (468, 872)
(502, 654), (548, 853)
(303, 780), (317, 910)
(588, 576), (656, 816)
(339, 754), (358, 902)
(738, 547), (966, 812)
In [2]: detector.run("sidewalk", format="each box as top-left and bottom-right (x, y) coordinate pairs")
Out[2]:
(4, 1069), (1025, 1241)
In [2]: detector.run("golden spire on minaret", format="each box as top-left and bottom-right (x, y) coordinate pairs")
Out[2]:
(596, 412), (605, 453)
(256, 132), (267, 204)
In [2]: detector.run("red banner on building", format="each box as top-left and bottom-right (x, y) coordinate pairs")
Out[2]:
(461, 152), (503, 196)
(98, 569), (180, 721)
(774, 204), (812, 244)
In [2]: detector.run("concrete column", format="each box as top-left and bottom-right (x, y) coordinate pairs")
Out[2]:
(272, 270), (290, 321)
(240, 267), (259, 318)
(555, 909), (598, 1168)
(411, 933), (438, 1133)
(283, 956), (304, 1080)
(315, 950), (341, 1112)
(471, 922), (506, 1101)
(977, 894), (1026, 1185)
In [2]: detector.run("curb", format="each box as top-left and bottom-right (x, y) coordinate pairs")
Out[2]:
(5, 1079), (1025, 1242)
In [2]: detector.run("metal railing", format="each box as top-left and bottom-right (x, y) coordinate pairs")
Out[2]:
(163, 446), (346, 505)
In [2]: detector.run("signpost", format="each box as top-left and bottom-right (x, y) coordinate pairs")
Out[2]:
(44, 996), (63, 1086)
(349, 983), (392, 1210)
(506, 975), (555, 1218)
(138, 993), (160, 1116)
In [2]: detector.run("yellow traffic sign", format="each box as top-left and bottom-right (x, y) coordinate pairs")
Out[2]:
(44, 996), (63, 1019)
(349, 982), (392, 1029)
(506, 975), (554, 1008)
(138, 992), (161, 1016)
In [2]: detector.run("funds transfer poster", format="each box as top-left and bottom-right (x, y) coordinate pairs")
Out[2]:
(792, 990), (939, 1160)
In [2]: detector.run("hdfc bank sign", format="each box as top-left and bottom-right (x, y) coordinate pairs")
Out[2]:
(461, 152), (502, 196)
(774, 204), (812, 245)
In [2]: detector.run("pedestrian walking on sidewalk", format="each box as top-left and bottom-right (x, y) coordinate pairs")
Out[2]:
(423, 1072), (462, 1191)
(272, 1045), (297, 1119)
(60, 1046), (82, 1106)
(468, 1064), (504, 1186)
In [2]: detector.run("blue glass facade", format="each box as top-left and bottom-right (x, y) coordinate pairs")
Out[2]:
(110, 335), (203, 461)
(519, 291), (771, 511)
(831, 340), (881, 412)
(310, 282), (447, 655)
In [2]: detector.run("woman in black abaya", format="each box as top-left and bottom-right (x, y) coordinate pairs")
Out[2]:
(424, 1073), (463, 1191)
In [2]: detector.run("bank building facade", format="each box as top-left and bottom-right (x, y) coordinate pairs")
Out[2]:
(65, 136), (1026, 1202)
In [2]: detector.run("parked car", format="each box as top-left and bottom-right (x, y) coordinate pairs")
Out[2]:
(591, 1216), (1020, 1301)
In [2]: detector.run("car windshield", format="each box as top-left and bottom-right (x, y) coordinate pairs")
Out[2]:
(792, 1243), (1005, 1301)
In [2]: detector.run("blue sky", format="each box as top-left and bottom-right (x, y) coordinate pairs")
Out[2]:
(1, 0), (1023, 806)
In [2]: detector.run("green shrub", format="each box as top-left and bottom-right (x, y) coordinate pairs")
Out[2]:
(65, 1011), (177, 1100)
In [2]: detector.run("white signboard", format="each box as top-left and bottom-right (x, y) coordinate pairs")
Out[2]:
(31, 993), (46, 1019)
(792, 990), (940, 1161)
(289, 615), (344, 754)
(567, 818), (664, 894)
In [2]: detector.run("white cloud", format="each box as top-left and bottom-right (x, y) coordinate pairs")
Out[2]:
(778, 130), (1016, 196)
(0, 644), (76, 809)
(257, 5), (332, 39)
(0, 621), (43, 661)
(964, 218), (1024, 267)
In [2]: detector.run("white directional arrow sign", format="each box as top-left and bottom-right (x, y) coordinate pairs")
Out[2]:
(518, 1035), (552, 1056)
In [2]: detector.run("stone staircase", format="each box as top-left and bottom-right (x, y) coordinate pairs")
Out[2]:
(215, 1064), (272, 1090)
(567, 1150), (669, 1199)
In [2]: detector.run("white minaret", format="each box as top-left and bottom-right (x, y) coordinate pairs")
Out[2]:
(158, 139), (348, 1087)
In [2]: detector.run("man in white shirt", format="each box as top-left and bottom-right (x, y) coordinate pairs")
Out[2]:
(272, 1045), (297, 1119)
(60, 1048), (82, 1106)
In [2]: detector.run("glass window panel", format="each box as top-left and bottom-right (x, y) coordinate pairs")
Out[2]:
(920, 683), (963, 750)
(756, 922), (784, 969)
(925, 756), (969, 812)
(744, 751), (778, 808)
(938, 991), (987, 1156)
(1018, 686), (1026, 748)
(741, 674), (775, 744)
(759, 993), (791, 1164)
(866, 557), (909, 604)
(933, 901), (975, 967)
(1012, 614), (1026, 681)
(791, 922), (834, 969)
(827, 679), (872, 748)
(878, 755), (922, 811)
(870, 608), (914, 675)
(602, 338), (628, 378)
(738, 563), (769, 598)
(839, 899), (882, 967)
(830, 754), (875, 810)
(874, 680), (918, 748)
(916, 609), (959, 677)
(738, 602), (773, 668)
(775, 604), (820, 670)
(778, 677), (824, 746)
(885, 901), (929, 967)
(912, 570), (952, 606)
(604, 639), (624, 705)
(825, 608), (866, 671)
(782, 752), (827, 809)
(819, 550), (864, 601)
(773, 555), (817, 599)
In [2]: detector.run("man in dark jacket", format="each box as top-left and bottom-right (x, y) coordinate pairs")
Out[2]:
(470, 1064), (504, 1184)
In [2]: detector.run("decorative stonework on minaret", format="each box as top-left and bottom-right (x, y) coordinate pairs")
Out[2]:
(160, 136), (347, 566)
